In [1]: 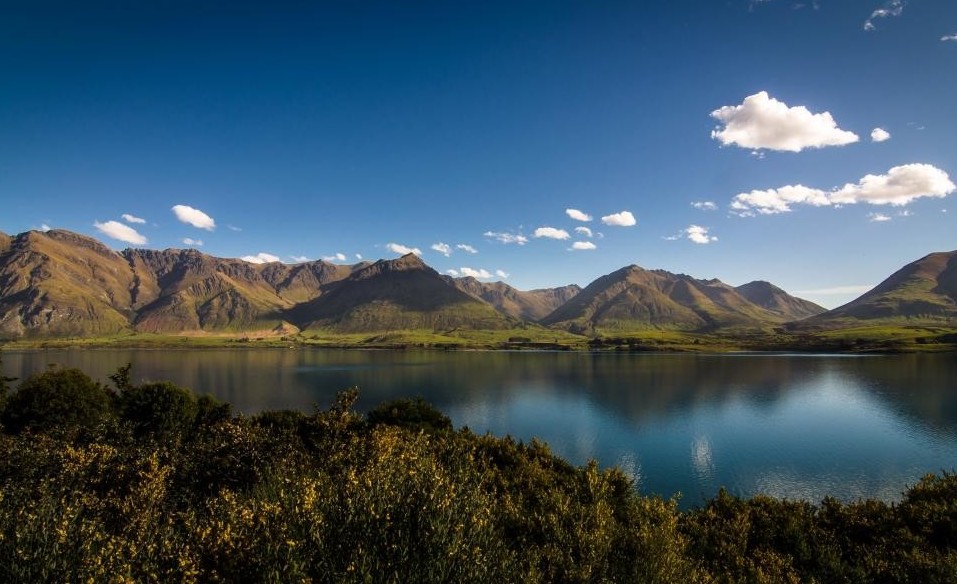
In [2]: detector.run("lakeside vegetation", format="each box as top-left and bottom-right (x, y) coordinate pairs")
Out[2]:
(0, 363), (955, 582)
(3, 323), (956, 353)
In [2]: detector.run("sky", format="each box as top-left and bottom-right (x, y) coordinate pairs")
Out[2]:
(2, 0), (955, 308)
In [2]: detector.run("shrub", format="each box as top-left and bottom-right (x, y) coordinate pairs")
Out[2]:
(366, 396), (452, 433)
(119, 381), (198, 440)
(1, 367), (115, 435)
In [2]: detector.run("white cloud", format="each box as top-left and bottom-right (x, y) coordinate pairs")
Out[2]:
(565, 208), (593, 222)
(386, 242), (422, 256)
(40, 223), (51, 232)
(94, 220), (147, 245)
(731, 185), (831, 216)
(868, 213), (892, 222)
(227, 224), (242, 232)
(172, 205), (216, 231)
(323, 253), (347, 262)
(570, 241), (597, 251)
(290, 255), (311, 263)
(864, 0), (903, 31)
(446, 269), (460, 277)
(533, 227), (570, 240)
(242, 252), (281, 264)
(898, 209), (913, 217)
(692, 201), (718, 211)
(495, 269), (509, 279)
(122, 213), (146, 224)
(356, 253), (363, 260)
(575, 226), (594, 238)
(456, 244), (478, 254)
(731, 164), (955, 216)
(601, 211), (637, 227)
(686, 225), (718, 244)
(711, 91), (859, 152)
(484, 231), (528, 245)
(431, 242), (452, 257)
(460, 267), (493, 279)
(870, 128), (891, 142)
(942, 34), (957, 42)
(182, 238), (203, 246)
(831, 164), (955, 206)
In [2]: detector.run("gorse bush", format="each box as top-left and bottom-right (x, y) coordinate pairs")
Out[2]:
(0, 364), (954, 582)
(1, 366), (115, 435)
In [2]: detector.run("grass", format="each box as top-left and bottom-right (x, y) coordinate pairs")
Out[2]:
(2, 324), (955, 353)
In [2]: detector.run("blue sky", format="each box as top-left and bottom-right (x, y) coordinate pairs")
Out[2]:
(2, 0), (955, 308)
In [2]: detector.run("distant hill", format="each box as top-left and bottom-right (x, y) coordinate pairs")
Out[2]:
(3, 228), (945, 341)
(291, 254), (517, 333)
(795, 250), (957, 329)
(540, 265), (806, 334)
(0, 230), (141, 338)
(0, 229), (359, 338)
(735, 281), (825, 321)
(449, 277), (581, 321)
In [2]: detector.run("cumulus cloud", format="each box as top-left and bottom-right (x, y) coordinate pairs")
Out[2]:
(182, 238), (203, 246)
(172, 205), (216, 231)
(484, 231), (528, 245)
(731, 185), (831, 216)
(122, 213), (146, 224)
(864, 0), (903, 31)
(731, 164), (955, 216)
(575, 226), (594, 238)
(871, 128), (891, 142)
(686, 225), (718, 244)
(570, 241), (597, 251)
(323, 253), (347, 262)
(711, 91), (859, 152)
(943, 34), (957, 42)
(460, 267), (493, 279)
(456, 244), (478, 254)
(356, 253), (364, 260)
(40, 223), (51, 232)
(446, 269), (460, 277)
(601, 211), (637, 227)
(692, 201), (718, 211)
(386, 242), (422, 256)
(495, 269), (509, 279)
(290, 256), (311, 263)
(242, 252), (281, 264)
(94, 220), (147, 245)
(431, 242), (452, 257)
(868, 213), (892, 222)
(534, 227), (571, 240)
(830, 164), (955, 206)
(565, 208), (593, 222)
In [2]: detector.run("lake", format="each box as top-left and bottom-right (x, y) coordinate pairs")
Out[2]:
(3, 348), (956, 508)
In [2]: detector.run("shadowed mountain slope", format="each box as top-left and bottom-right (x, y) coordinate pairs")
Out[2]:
(540, 265), (801, 333)
(735, 281), (826, 321)
(449, 277), (581, 321)
(795, 250), (957, 329)
(292, 254), (515, 332)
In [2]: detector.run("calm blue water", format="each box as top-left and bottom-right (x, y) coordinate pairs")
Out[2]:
(3, 349), (956, 507)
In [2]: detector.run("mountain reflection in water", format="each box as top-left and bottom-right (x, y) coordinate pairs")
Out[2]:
(3, 349), (955, 507)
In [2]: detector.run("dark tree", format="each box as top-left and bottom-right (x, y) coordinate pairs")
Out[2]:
(1, 367), (115, 434)
(367, 396), (453, 434)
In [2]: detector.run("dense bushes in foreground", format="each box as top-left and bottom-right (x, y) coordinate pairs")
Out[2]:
(0, 365), (955, 582)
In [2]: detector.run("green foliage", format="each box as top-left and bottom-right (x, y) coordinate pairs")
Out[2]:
(0, 366), (955, 582)
(0, 354), (16, 413)
(1, 367), (115, 435)
(119, 380), (199, 440)
(367, 396), (453, 433)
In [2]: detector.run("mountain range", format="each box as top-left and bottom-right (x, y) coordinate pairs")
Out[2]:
(0, 229), (954, 340)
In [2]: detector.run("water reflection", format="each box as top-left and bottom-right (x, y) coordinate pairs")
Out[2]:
(2, 349), (956, 507)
